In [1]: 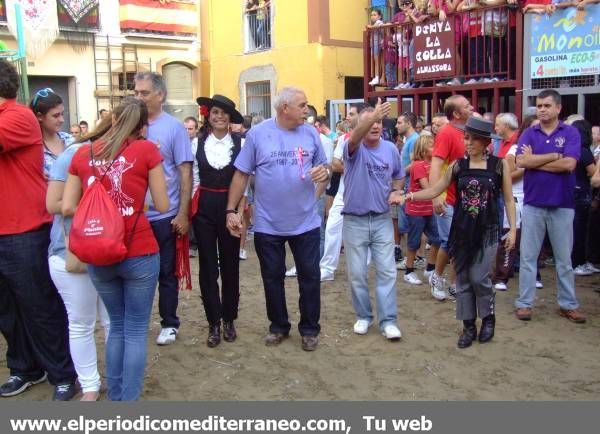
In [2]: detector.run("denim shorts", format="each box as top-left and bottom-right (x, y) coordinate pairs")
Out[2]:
(407, 214), (441, 251)
(435, 205), (454, 251)
(397, 204), (409, 234)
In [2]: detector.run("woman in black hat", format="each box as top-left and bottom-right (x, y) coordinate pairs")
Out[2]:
(390, 117), (516, 348)
(193, 94), (245, 347)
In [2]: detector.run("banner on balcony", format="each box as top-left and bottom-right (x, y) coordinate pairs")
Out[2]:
(413, 19), (455, 80)
(119, 0), (197, 36)
(6, 0), (60, 59)
(529, 5), (600, 79)
(58, 0), (97, 24)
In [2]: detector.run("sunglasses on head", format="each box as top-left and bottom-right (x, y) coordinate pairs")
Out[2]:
(32, 87), (55, 108)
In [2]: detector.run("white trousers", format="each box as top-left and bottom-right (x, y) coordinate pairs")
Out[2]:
(320, 194), (345, 274)
(49, 255), (110, 392)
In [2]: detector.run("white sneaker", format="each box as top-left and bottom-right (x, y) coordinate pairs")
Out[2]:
(239, 249), (248, 260)
(574, 265), (593, 276)
(535, 280), (544, 289)
(423, 269), (434, 280)
(393, 83), (404, 90)
(396, 257), (407, 270)
(464, 78), (479, 84)
(431, 285), (447, 301)
(382, 324), (402, 341)
(320, 269), (334, 282)
(353, 319), (373, 335)
(156, 327), (178, 345)
(447, 77), (462, 86)
(494, 282), (508, 291)
(368, 76), (380, 86)
(285, 266), (297, 277)
(584, 262), (600, 273)
(414, 257), (426, 269)
(403, 271), (423, 285)
(429, 272), (447, 301)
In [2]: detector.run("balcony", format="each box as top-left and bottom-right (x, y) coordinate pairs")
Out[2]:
(244, 4), (272, 53)
(0, 0), (99, 32)
(363, 5), (523, 119)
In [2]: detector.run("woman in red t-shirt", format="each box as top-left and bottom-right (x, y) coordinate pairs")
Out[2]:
(404, 135), (442, 292)
(62, 98), (168, 401)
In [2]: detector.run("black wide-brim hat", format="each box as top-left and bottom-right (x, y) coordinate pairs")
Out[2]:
(456, 116), (501, 140)
(196, 94), (244, 124)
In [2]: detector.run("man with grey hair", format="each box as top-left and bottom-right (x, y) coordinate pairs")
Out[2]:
(493, 112), (522, 291)
(225, 86), (330, 351)
(134, 72), (193, 346)
(495, 113), (519, 158)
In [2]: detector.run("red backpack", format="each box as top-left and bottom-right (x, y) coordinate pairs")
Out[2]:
(69, 145), (139, 266)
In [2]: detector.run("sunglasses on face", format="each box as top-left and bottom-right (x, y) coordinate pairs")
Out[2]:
(32, 87), (55, 108)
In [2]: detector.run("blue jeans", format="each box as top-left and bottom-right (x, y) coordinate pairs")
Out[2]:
(0, 225), (75, 384)
(516, 205), (579, 310)
(435, 205), (454, 251)
(254, 228), (321, 336)
(343, 213), (398, 329)
(88, 254), (159, 401)
(150, 217), (180, 329)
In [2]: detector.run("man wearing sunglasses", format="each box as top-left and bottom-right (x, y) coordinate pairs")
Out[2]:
(0, 60), (77, 400)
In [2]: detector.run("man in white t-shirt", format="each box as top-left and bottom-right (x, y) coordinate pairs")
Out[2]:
(492, 112), (526, 291)
(319, 105), (362, 281)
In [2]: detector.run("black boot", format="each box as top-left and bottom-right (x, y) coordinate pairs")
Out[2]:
(207, 324), (221, 348)
(478, 314), (495, 343)
(457, 320), (477, 348)
(223, 321), (237, 342)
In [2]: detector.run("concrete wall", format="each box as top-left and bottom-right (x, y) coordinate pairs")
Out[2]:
(204, 0), (366, 116)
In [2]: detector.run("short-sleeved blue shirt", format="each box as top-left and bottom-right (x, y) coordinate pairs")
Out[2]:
(234, 118), (327, 236)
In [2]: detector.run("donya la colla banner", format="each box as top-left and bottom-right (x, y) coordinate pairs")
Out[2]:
(413, 19), (456, 80)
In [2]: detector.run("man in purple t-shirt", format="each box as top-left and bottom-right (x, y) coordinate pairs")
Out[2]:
(515, 89), (586, 323)
(226, 87), (330, 351)
(342, 100), (404, 341)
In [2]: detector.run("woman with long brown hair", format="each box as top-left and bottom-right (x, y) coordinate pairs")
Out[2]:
(62, 98), (168, 400)
(46, 118), (113, 401)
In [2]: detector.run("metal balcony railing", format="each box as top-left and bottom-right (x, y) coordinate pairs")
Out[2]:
(245, 5), (272, 52)
(364, 5), (522, 89)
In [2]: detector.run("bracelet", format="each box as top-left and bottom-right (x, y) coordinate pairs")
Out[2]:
(225, 209), (238, 215)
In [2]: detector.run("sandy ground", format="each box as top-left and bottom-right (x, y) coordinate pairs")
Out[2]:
(2, 240), (600, 401)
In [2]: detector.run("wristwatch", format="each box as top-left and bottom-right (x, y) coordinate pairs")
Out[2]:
(225, 209), (238, 215)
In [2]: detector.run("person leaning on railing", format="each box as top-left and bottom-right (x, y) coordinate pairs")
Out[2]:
(520, 0), (598, 14)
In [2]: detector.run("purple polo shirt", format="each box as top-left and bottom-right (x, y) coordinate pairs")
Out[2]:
(516, 122), (580, 209)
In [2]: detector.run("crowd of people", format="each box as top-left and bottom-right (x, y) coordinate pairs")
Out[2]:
(1, 54), (598, 402)
(366, 0), (600, 89)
